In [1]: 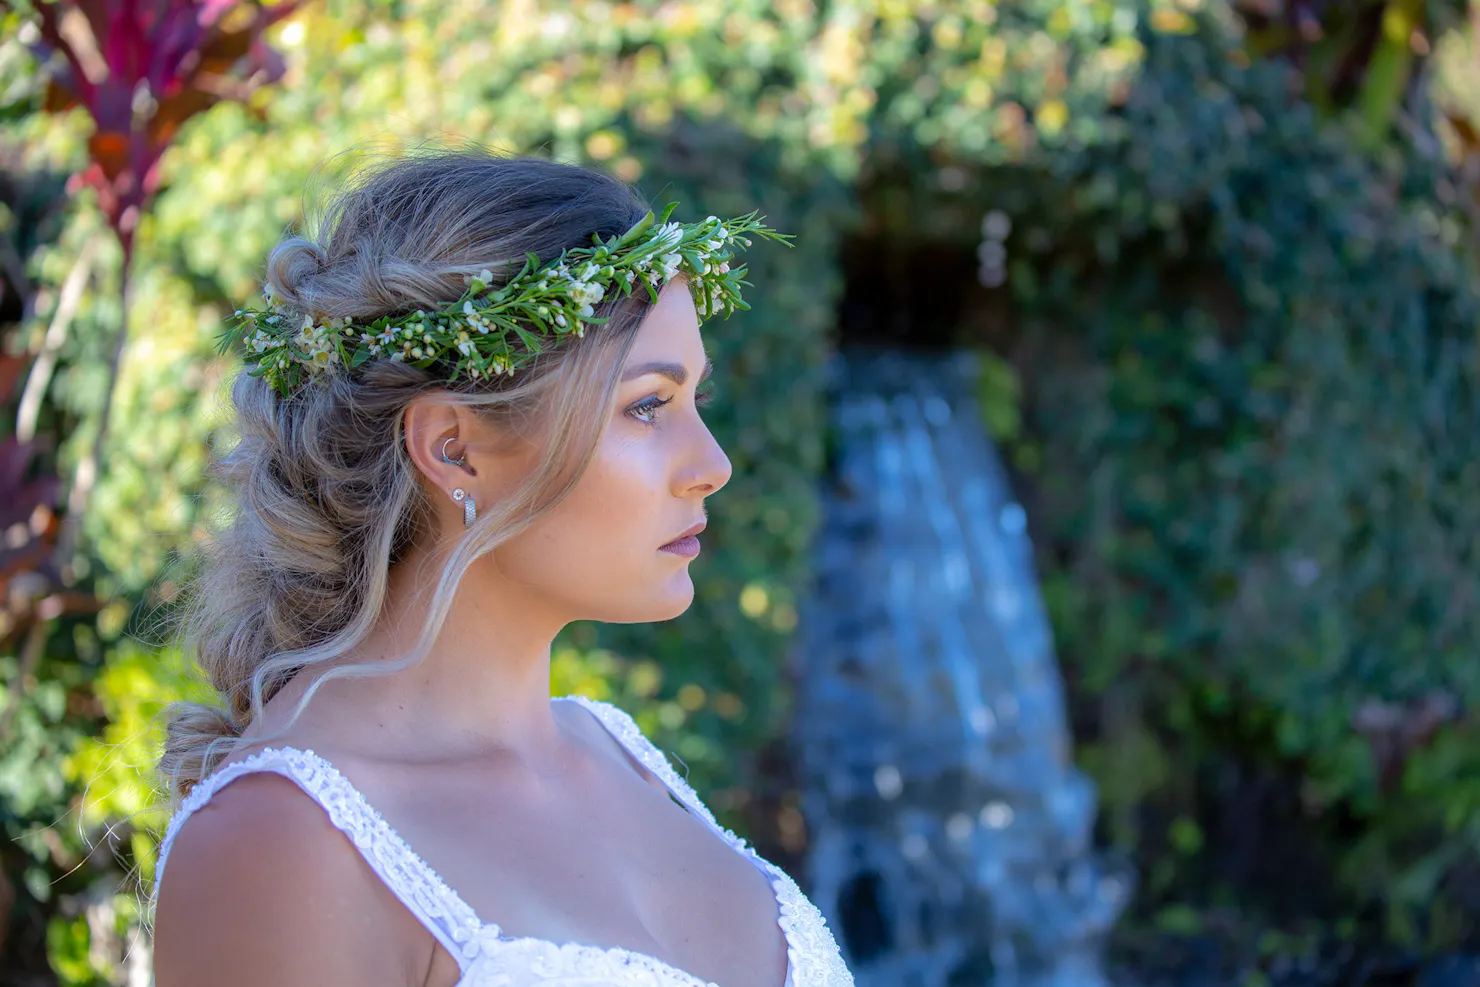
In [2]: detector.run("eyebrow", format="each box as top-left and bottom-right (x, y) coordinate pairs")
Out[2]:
(622, 357), (714, 386)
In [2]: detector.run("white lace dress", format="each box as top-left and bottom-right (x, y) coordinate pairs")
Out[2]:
(155, 695), (855, 987)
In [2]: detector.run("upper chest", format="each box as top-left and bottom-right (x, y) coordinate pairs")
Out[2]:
(411, 769), (793, 987)
(346, 715), (790, 987)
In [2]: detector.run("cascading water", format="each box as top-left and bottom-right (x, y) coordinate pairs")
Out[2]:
(793, 347), (1131, 987)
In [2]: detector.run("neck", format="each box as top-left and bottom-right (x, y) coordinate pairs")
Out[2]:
(258, 540), (575, 771)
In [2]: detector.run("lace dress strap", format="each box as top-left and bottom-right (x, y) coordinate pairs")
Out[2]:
(153, 747), (490, 970)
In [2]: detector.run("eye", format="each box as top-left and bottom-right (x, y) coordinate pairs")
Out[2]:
(627, 395), (674, 425)
(626, 383), (717, 426)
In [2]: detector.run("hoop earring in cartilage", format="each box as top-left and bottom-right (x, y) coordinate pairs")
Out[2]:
(441, 437), (465, 466)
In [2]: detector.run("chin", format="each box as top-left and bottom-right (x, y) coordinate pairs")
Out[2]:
(601, 576), (696, 625)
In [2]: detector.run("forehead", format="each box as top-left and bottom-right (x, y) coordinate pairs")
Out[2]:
(626, 280), (705, 360)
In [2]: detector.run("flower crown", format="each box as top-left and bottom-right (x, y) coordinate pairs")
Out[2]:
(219, 203), (793, 397)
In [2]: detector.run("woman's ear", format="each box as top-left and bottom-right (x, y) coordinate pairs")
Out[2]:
(402, 394), (480, 504)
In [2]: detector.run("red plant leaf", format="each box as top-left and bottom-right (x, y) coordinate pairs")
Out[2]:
(102, 0), (148, 85)
(29, 0), (305, 242)
(0, 353), (26, 402)
(66, 162), (120, 222)
(0, 536), (56, 594)
(195, 23), (257, 74)
(43, 77), (82, 113)
(29, 3), (99, 105)
(0, 437), (61, 532)
(86, 130), (131, 183)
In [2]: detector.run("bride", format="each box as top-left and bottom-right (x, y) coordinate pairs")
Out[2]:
(149, 148), (853, 987)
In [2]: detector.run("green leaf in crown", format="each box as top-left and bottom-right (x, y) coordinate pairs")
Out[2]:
(216, 203), (793, 397)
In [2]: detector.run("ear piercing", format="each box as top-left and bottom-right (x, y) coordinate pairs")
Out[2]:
(441, 437), (465, 466)
(443, 438), (476, 527)
(451, 488), (477, 528)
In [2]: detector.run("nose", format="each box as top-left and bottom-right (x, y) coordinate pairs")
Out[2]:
(678, 420), (732, 496)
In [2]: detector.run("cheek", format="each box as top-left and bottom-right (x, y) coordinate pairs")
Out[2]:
(487, 429), (696, 619)
(583, 437), (666, 536)
(528, 434), (667, 557)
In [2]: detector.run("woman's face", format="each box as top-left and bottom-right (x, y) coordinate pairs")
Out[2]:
(490, 281), (733, 624)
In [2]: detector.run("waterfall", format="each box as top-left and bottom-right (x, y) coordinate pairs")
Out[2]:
(795, 347), (1131, 987)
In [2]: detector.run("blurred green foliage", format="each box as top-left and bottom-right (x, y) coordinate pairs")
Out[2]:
(1013, 12), (1480, 948)
(4, 0), (1480, 980)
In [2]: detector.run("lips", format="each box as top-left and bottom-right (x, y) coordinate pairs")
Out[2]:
(661, 520), (706, 548)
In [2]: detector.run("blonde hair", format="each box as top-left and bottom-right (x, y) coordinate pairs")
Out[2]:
(158, 147), (655, 803)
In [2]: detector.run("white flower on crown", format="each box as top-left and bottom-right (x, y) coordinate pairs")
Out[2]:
(292, 314), (342, 371)
(568, 280), (605, 308)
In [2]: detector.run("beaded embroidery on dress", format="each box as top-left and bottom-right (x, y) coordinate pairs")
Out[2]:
(154, 695), (854, 987)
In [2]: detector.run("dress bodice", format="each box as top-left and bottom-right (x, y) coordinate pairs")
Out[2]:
(154, 695), (854, 987)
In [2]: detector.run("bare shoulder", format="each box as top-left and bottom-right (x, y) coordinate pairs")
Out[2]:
(153, 771), (431, 987)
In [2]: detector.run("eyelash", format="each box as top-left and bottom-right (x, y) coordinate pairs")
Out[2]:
(628, 385), (716, 426)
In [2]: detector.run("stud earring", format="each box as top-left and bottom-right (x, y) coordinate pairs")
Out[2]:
(452, 488), (477, 528)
